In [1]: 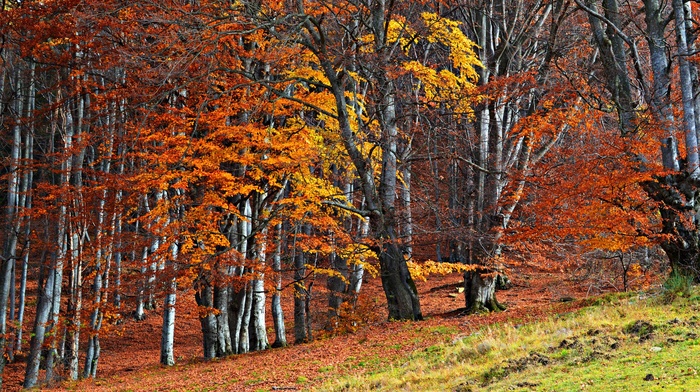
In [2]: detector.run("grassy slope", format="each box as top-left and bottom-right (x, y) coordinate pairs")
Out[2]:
(318, 290), (700, 392)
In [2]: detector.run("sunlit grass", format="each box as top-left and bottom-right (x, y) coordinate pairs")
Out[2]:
(317, 290), (700, 391)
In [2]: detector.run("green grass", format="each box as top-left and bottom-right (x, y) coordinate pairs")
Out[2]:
(316, 288), (700, 391)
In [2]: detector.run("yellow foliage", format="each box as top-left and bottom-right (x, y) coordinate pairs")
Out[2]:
(337, 243), (379, 278)
(407, 260), (478, 282)
(420, 13), (482, 80)
(402, 13), (483, 117)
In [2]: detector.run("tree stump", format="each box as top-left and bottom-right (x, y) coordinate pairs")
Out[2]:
(464, 267), (506, 313)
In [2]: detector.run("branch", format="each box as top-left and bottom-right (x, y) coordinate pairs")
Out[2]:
(257, 80), (339, 119)
(321, 199), (370, 216)
(573, 0), (630, 44)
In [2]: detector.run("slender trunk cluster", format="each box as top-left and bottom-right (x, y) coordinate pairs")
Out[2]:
(195, 195), (275, 358)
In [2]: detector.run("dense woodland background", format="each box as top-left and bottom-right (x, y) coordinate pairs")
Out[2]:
(2, 0), (700, 388)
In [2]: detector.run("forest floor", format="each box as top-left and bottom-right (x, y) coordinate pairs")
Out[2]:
(3, 262), (646, 391)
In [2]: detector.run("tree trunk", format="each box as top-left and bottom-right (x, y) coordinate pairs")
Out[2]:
(270, 224), (287, 348)
(134, 243), (149, 321)
(645, 172), (700, 278)
(326, 249), (347, 329)
(348, 210), (369, 301)
(249, 278), (268, 351)
(373, 39), (422, 320)
(160, 278), (177, 366)
(248, 194), (268, 351)
(213, 285), (232, 356)
(195, 279), (217, 360)
(229, 280), (246, 353)
(65, 229), (83, 381)
(0, 68), (24, 386)
(293, 224), (311, 343)
(238, 282), (253, 354)
(672, 0), (700, 178)
(585, 0), (700, 279)
(379, 241), (422, 321)
(295, 0), (423, 321)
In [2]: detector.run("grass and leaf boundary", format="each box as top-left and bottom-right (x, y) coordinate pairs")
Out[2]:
(318, 288), (700, 391)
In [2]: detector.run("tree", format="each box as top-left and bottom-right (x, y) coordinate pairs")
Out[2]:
(399, 0), (584, 311)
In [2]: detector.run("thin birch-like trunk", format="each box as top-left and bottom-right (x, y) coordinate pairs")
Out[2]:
(0, 66), (24, 387)
(672, 0), (700, 177)
(161, 277), (177, 366)
(230, 199), (251, 354)
(249, 228), (268, 351)
(270, 223), (286, 348)
(14, 61), (36, 359)
(83, 94), (118, 377)
(293, 223), (310, 343)
(65, 80), (89, 381)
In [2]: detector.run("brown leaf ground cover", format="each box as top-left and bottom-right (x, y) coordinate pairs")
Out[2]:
(3, 265), (619, 391)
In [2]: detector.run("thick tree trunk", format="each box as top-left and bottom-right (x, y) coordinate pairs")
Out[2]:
(582, 0), (700, 280)
(213, 285), (232, 356)
(645, 172), (700, 278)
(249, 278), (268, 351)
(195, 280), (217, 360)
(379, 242), (422, 321)
(660, 232), (700, 279)
(295, 0), (422, 321)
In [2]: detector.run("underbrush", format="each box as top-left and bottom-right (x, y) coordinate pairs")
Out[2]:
(317, 289), (700, 391)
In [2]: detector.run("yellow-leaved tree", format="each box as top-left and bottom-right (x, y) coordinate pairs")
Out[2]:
(236, 2), (484, 320)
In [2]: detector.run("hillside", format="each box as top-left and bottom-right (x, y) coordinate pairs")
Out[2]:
(321, 286), (700, 391)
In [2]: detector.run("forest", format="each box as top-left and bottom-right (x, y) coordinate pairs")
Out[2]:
(1, 0), (700, 389)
